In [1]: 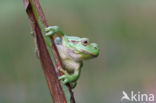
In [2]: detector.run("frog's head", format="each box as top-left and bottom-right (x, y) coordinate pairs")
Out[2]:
(64, 36), (99, 61)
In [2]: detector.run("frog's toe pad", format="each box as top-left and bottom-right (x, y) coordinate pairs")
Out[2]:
(58, 75), (66, 80)
(45, 27), (50, 32)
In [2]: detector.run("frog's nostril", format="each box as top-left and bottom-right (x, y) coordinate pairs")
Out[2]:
(91, 43), (98, 49)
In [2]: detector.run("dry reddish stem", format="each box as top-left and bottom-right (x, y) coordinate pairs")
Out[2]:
(23, 0), (75, 103)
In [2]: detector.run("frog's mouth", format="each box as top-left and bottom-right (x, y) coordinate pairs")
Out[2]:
(79, 49), (98, 57)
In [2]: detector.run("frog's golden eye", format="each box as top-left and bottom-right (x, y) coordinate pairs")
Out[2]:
(81, 39), (88, 46)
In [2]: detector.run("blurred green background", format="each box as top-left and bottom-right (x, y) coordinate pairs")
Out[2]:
(0, 0), (156, 103)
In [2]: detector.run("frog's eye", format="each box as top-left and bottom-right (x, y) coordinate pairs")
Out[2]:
(81, 39), (88, 46)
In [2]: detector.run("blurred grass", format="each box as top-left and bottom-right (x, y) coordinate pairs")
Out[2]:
(0, 0), (156, 103)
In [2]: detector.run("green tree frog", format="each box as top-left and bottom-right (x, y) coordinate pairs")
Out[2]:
(45, 26), (99, 88)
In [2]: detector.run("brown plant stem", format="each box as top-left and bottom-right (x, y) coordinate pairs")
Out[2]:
(23, 0), (75, 103)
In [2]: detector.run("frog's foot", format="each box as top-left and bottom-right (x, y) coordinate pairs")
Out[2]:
(69, 82), (77, 89)
(59, 74), (74, 84)
(58, 67), (68, 75)
(45, 26), (56, 37)
(45, 26), (64, 37)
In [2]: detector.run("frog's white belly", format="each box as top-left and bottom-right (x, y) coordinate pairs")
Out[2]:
(56, 44), (81, 74)
(62, 59), (80, 74)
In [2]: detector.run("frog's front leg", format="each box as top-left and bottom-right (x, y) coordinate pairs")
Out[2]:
(45, 26), (64, 47)
(45, 26), (64, 37)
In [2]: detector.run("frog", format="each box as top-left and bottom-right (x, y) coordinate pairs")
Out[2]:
(45, 26), (99, 88)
